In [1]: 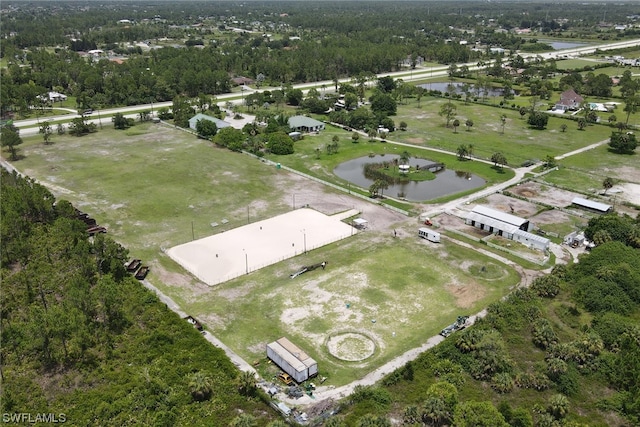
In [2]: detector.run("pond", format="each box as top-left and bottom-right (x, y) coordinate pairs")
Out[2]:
(417, 82), (518, 98)
(538, 40), (588, 50)
(333, 154), (486, 202)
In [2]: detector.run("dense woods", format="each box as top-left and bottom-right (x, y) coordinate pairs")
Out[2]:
(0, 170), (277, 426)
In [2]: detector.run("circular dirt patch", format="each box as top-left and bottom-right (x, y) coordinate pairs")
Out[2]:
(467, 262), (506, 280)
(327, 332), (376, 362)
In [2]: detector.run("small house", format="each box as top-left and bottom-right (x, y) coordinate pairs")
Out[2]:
(188, 113), (231, 131)
(288, 116), (325, 133)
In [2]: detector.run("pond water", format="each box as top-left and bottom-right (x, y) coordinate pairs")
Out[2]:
(540, 40), (588, 50)
(417, 82), (517, 98)
(333, 154), (486, 202)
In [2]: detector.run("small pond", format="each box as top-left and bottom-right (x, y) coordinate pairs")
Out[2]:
(538, 40), (588, 50)
(333, 154), (486, 202)
(417, 82), (518, 98)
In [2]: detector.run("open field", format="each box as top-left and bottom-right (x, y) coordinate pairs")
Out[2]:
(11, 123), (521, 387)
(389, 96), (614, 166)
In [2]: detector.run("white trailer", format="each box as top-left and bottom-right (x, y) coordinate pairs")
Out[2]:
(418, 227), (440, 243)
(266, 337), (318, 383)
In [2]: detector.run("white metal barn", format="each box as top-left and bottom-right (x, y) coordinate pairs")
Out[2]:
(266, 337), (318, 383)
(465, 205), (549, 251)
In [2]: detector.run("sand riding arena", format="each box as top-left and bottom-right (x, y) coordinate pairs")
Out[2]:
(167, 208), (359, 286)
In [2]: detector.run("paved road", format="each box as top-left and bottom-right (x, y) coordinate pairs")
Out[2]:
(12, 38), (640, 135)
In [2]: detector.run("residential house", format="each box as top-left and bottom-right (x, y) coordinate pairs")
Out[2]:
(188, 113), (231, 131)
(554, 89), (584, 111)
(288, 115), (325, 133)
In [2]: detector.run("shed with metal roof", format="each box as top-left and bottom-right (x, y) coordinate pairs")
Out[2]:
(571, 197), (612, 213)
(267, 337), (318, 383)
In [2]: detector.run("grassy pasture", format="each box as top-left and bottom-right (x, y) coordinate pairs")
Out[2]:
(14, 123), (519, 387)
(387, 96), (613, 166)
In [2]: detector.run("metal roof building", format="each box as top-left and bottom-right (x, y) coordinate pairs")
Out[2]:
(465, 205), (548, 251)
(469, 205), (530, 230)
(188, 113), (231, 131)
(288, 115), (325, 133)
(571, 197), (612, 213)
(266, 337), (318, 383)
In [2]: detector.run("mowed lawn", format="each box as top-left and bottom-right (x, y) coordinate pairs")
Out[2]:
(14, 123), (519, 387)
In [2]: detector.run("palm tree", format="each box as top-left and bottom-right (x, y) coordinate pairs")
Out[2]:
(491, 152), (507, 169)
(357, 414), (391, 427)
(325, 417), (346, 427)
(592, 229), (612, 246)
(500, 114), (507, 134)
(399, 151), (411, 166)
(602, 177), (615, 195)
(546, 357), (568, 379)
(456, 144), (469, 161)
(548, 394), (569, 420)
(422, 396), (449, 426)
(465, 119), (474, 132)
(238, 370), (257, 396)
(452, 119), (460, 133)
(229, 414), (257, 427)
(188, 371), (213, 401)
(403, 405), (420, 425)
(375, 179), (389, 198)
(467, 144), (475, 159)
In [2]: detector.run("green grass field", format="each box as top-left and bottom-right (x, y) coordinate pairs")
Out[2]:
(388, 96), (614, 166)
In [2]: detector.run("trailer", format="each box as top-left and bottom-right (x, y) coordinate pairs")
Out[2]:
(418, 227), (440, 243)
(266, 337), (318, 383)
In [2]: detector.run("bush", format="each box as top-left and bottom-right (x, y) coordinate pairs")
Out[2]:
(491, 372), (515, 393)
(531, 275), (560, 298)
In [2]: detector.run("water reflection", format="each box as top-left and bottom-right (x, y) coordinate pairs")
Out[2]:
(333, 154), (485, 201)
(417, 82), (518, 98)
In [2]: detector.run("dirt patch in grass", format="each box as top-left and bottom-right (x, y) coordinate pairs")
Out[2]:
(482, 192), (539, 217)
(510, 181), (578, 208)
(445, 280), (486, 309)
